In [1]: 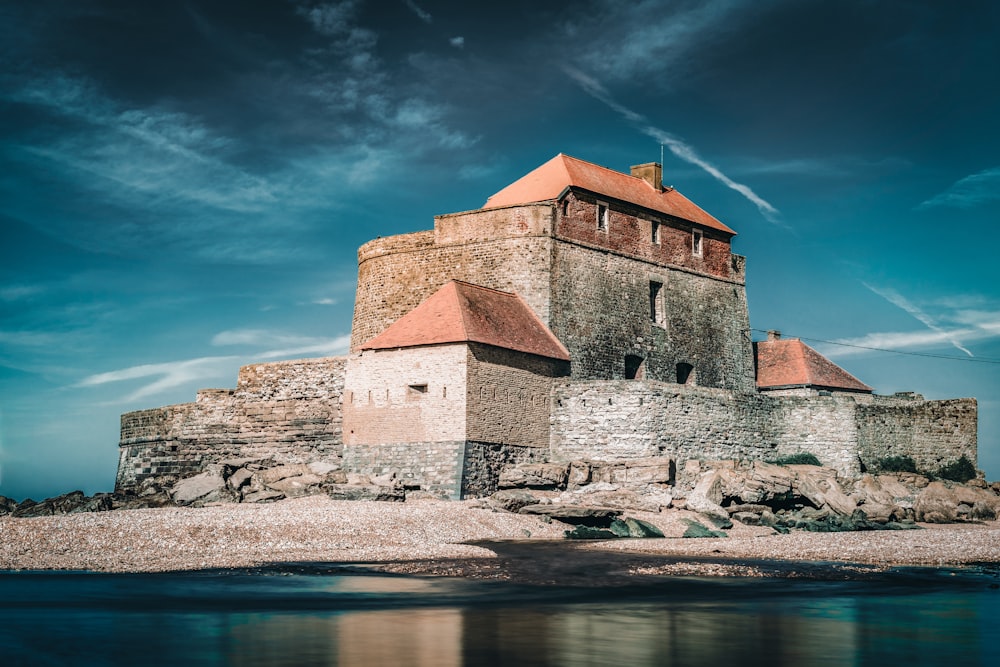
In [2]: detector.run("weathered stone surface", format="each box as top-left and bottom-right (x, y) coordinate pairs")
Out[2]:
(171, 469), (229, 506)
(791, 466), (857, 516)
(307, 460), (340, 476)
(560, 485), (672, 513)
(12, 491), (92, 517)
(971, 501), (997, 521)
(564, 525), (618, 540)
(242, 489), (286, 504)
(914, 482), (959, 523)
(488, 489), (540, 513)
(0, 495), (16, 515)
(589, 458), (674, 486)
(518, 504), (621, 526)
(499, 463), (570, 490)
(568, 461), (591, 487)
(227, 467), (255, 490)
(257, 464), (311, 485)
(267, 473), (325, 498)
(685, 471), (732, 525)
(324, 484), (405, 502)
(624, 517), (665, 538)
(682, 519), (727, 538)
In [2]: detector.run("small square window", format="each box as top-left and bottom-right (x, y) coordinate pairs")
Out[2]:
(407, 384), (428, 396)
(692, 229), (703, 257)
(596, 202), (609, 231)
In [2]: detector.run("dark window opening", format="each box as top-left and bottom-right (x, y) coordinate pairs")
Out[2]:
(651, 220), (660, 244)
(597, 202), (609, 231)
(649, 281), (664, 326)
(625, 355), (645, 380)
(676, 363), (694, 384)
(692, 229), (703, 256)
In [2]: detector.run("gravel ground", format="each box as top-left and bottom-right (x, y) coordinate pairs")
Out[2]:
(1, 496), (998, 577)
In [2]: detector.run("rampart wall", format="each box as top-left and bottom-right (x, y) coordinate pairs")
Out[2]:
(550, 381), (977, 478)
(116, 357), (346, 492)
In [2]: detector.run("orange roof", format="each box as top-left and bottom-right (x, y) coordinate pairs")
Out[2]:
(483, 154), (736, 235)
(360, 280), (570, 361)
(755, 339), (872, 393)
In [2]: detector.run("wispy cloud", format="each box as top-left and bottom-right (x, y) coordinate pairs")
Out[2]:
(77, 356), (240, 402)
(449, 36), (465, 49)
(917, 167), (1000, 210)
(864, 283), (973, 356)
(212, 328), (350, 359)
(564, 67), (780, 223)
(403, 0), (432, 24)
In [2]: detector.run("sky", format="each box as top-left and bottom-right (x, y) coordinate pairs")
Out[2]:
(1, 0), (999, 501)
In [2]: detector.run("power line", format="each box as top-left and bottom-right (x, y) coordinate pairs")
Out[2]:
(750, 328), (1000, 365)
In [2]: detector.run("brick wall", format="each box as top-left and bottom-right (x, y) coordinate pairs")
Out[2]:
(343, 345), (469, 444)
(116, 357), (346, 492)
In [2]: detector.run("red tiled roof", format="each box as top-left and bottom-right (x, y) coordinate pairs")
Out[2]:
(360, 280), (570, 361)
(482, 153), (736, 235)
(755, 339), (872, 393)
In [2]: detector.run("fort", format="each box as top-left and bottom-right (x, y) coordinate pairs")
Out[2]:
(115, 154), (978, 499)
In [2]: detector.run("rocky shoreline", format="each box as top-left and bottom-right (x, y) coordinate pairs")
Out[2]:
(2, 495), (998, 579)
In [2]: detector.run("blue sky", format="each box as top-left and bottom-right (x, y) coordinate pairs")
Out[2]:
(2, 0), (998, 500)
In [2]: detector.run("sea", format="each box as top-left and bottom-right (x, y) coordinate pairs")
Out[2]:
(1, 562), (998, 666)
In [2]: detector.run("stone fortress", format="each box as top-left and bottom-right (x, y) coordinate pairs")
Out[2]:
(116, 154), (978, 499)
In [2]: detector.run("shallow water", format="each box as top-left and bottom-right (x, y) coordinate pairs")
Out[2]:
(1, 565), (997, 666)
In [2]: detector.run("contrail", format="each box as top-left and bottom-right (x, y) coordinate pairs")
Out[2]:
(565, 66), (780, 224)
(864, 283), (974, 357)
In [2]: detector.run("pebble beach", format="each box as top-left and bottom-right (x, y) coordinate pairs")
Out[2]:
(2, 495), (999, 579)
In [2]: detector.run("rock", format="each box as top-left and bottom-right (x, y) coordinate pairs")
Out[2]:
(953, 484), (1000, 512)
(792, 467), (857, 516)
(70, 493), (115, 513)
(914, 482), (959, 523)
(564, 525), (618, 540)
(568, 461), (591, 487)
(257, 464), (311, 485)
(325, 470), (349, 484)
(370, 473), (402, 488)
(590, 457), (674, 486)
(0, 495), (16, 515)
(12, 491), (92, 517)
(241, 489), (286, 504)
(227, 468), (255, 490)
(488, 489), (540, 513)
(737, 461), (796, 503)
(267, 473), (325, 498)
(732, 511), (763, 526)
(894, 472), (931, 489)
(518, 504), (621, 527)
(609, 519), (632, 537)
(624, 517), (664, 538)
(171, 469), (229, 506)
(971, 501), (997, 521)
(498, 463), (570, 490)
(681, 519), (727, 538)
(560, 486), (672, 513)
(307, 460), (341, 476)
(967, 478), (988, 489)
(346, 473), (372, 485)
(685, 471), (732, 526)
(324, 484), (405, 502)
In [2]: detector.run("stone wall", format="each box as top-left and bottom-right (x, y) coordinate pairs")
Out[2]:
(343, 345), (469, 445)
(550, 380), (977, 478)
(548, 242), (754, 390)
(465, 343), (568, 447)
(116, 357), (346, 492)
(857, 396), (978, 473)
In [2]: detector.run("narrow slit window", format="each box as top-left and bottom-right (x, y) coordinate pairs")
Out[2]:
(649, 281), (664, 326)
(597, 202), (609, 231)
(651, 220), (660, 244)
(692, 229), (703, 257)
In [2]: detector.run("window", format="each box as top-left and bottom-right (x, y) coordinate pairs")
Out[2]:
(597, 201), (609, 231)
(407, 384), (428, 397)
(649, 281), (664, 326)
(692, 229), (703, 257)
(651, 220), (660, 244)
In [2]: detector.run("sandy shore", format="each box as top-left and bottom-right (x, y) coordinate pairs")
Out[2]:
(2, 496), (999, 580)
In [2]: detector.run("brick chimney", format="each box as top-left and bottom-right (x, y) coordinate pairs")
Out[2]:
(630, 162), (662, 191)
(767, 330), (781, 341)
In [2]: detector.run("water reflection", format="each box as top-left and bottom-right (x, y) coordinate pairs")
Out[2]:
(0, 572), (995, 666)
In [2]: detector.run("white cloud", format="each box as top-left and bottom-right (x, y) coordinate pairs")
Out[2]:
(77, 356), (240, 402)
(295, 1), (361, 36)
(917, 167), (1000, 210)
(449, 36), (465, 48)
(564, 66), (780, 223)
(404, 0), (432, 24)
(212, 328), (351, 358)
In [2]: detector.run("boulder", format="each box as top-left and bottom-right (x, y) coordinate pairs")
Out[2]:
(325, 484), (405, 502)
(567, 461), (591, 488)
(735, 461), (796, 503)
(171, 469), (229, 506)
(241, 489), (286, 504)
(489, 489), (540, 513)
(498, 463), (570, 490)
(792, 467), (857, 516)
(325, 470), (349, 484)
(564, 525), (618, 540)
(227, 467), (255, 490)
(12, 491), (92, 517)
(0, 495), (17, 515)
(559, 485), (672, 513)
(257, 464), (311, 485)
(69, 493), (115, 513)
(307, 460), (341, 476)
(685, 471), (732, 526)
(914, 482), (959, 523)
(971, 501), (997, 521)
(590, 457), (673, 486)
(267, 473), (325, 498)
(623, 517), (665, 538)
(681, 519), (727, 538)
(953, 484), (1000, 512)
(518, 504), (621, 527)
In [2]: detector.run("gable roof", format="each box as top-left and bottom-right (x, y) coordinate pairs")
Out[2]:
(755, 338), (873, 393)
(359, 280), (571, 361)
(482, 153), (736, 235)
